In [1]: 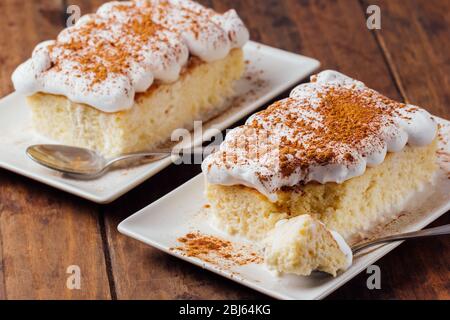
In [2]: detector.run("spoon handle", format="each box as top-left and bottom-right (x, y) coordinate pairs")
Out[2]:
(105, 146), (215, 168)
(352, 224), (450, 254)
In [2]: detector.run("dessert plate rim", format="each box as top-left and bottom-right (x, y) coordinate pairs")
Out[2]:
(118, 117), (450, 299)
(0, 41), (320, 203)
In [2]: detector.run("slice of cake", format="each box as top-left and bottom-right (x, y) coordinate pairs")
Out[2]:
(264, 215), (352, 277)
(202, 70), (438, 242)
(12, 0), (249, 156)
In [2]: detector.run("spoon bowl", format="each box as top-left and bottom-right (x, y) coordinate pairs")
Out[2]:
(27, 145), (107, 176)
(25, 144), (202, 178)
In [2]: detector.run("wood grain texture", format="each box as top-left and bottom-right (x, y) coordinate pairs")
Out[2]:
(0, 0), (62, 96)
(0, 0), (448, 300)
(0, 221), (5, 300)
(0, 0), (111, 299)
(364, 0), (450, 118)
(0, 171), (111, 299)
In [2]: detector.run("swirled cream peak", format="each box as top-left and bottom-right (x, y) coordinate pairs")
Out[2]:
(12, 0), (249, 112)
(202, 70), (437, 202)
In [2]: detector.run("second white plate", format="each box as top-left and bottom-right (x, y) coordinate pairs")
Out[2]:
(118, 119), (450, 300)
(0, 41), (320, 203)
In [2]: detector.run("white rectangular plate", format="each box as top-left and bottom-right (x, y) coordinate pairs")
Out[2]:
(119, 119), (450, 300)
(0, 41), (319, 203)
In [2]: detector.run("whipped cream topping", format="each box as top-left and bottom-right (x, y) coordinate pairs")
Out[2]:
(12, 0), (249, 112)
(203, 70), (437, 202)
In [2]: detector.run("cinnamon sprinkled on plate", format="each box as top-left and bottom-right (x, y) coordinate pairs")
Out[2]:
(173, 232), (262, 267)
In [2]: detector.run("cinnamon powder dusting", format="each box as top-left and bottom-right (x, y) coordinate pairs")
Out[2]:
(172, 232), (262, 267)
(213, 84), (407, 179)
(46, 0), (225, 87)
(270, 87), (399, 176)
(50, 2), (164, 85)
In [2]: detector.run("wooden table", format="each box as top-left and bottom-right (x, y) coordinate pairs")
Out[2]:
(0, 0), (448, 300)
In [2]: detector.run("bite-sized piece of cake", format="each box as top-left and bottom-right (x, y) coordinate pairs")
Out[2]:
(203, 70), (438, 241)
(264, 215), (352, 277)
(12, 0), (249, 156)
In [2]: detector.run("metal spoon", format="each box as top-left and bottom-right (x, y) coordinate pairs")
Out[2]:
(26, 144), (208, 178)
(351, 224), (450, 254)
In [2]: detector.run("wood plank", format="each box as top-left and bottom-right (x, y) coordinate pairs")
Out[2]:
(282, 0), (402, 99)
(99, 0), (410, 299)
(364, 0), (450, 118)
(0, 222), (5, 300)
(0, 0), (64, 96)
(0, 0), (111, 299)
(0, 171), (112, 299)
